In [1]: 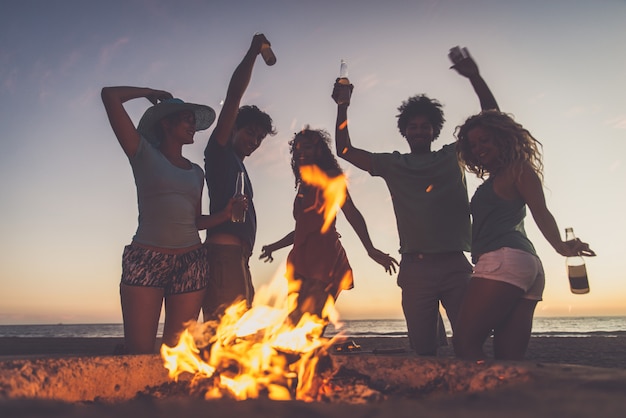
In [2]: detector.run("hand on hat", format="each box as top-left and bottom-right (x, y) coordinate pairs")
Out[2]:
(146, 89), (174, 106)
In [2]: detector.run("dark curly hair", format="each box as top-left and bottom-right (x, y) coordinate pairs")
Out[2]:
(396, 95), (445, 140)
(235, 105), (277, 136)
(455, 110), (543, 181)
(289, 127), (343, 188)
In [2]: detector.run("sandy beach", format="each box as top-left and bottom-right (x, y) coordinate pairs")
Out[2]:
(1, 335), (626, 417)
(1, 335), (625, 369)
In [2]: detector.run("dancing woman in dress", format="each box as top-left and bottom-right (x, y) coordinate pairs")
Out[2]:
(259, 128), (398, 322)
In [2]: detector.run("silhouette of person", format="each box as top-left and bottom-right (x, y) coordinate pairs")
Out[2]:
(102, 86), (235, 353)
(453, 110), (595, 360)
(202, 34), (277, 321)
(331, 48), (499, 355)
(259, 128), (398, 323)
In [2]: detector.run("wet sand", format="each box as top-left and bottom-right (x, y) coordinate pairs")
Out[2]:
(1, 335), (625, 368)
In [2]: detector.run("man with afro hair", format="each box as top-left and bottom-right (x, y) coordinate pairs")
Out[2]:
(332, 49), (498, 356)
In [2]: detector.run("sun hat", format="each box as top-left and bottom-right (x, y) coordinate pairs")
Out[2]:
(137, 98), (216, 146)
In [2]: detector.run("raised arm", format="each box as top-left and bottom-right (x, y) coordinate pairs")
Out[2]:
(210, 34), (268, 147)
(259, 231), (295, 263)
(341, 191), (398, 274)
(101, 86), (173, 157)
(516, 163), (595, 257)
(332, 80), (374, 172)
(450, 50), (499, 111)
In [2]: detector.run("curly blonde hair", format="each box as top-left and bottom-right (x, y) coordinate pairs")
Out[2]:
(455, 110), (544, 181)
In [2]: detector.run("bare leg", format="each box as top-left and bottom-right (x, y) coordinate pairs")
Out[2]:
(120, 284), (164, 354)
(453, 277), (524, 360)
(493, 298), (538, 360)
(162, 289), (205, 348)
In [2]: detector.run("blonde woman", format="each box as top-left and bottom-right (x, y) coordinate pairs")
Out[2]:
(453, 110), (595, 360)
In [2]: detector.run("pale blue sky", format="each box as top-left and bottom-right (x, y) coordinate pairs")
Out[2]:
(1, 0), (625, 324)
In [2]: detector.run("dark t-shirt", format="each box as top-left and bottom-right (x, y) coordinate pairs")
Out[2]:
(369, 143), (471, 254)
(204, 138), (257, 252)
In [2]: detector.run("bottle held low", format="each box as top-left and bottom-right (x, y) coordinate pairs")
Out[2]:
(565, 227), (590, 294)
(232, 171), (247, 223)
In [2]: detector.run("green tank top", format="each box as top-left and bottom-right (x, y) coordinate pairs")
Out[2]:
(470, 177), (536, 262)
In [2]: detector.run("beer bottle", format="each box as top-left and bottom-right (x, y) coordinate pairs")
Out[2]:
(565, 227), (590, 294)
(261, 42), (276, 66)
(231, 171), (247, 223)
(336, 59), (351, 105)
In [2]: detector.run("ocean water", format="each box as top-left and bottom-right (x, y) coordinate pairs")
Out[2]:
(325, 316), (626, 338)
(0, 316), (624, 339)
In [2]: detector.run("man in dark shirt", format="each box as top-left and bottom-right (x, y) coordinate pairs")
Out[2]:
(202, 34), (276, 321)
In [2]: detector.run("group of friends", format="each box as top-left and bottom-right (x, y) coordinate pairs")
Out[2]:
(101, 33), (595, 360)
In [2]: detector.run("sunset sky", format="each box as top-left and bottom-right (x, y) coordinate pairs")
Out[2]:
(1, 0), (625, 324)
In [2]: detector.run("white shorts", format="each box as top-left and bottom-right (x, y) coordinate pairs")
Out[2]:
(473, 247), (545, 301)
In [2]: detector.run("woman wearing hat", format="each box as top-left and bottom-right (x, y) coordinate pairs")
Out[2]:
(102, 86), (232, 354)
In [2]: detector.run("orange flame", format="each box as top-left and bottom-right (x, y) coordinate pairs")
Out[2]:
(298, 165), (347, 233)
(161, 166), (350, 401)
(161, 272), (343, 401)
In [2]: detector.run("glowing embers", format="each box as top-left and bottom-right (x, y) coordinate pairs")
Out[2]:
(161, 275), (342, 402)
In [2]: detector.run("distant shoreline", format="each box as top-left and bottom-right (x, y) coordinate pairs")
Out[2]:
(2, 316), (625, 339)
(2, 314), (625, 325)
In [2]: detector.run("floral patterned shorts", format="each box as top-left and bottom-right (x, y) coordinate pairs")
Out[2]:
(121, 245), (209, 295)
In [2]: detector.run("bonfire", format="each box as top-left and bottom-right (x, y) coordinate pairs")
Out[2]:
(161, 167), (348, 401)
